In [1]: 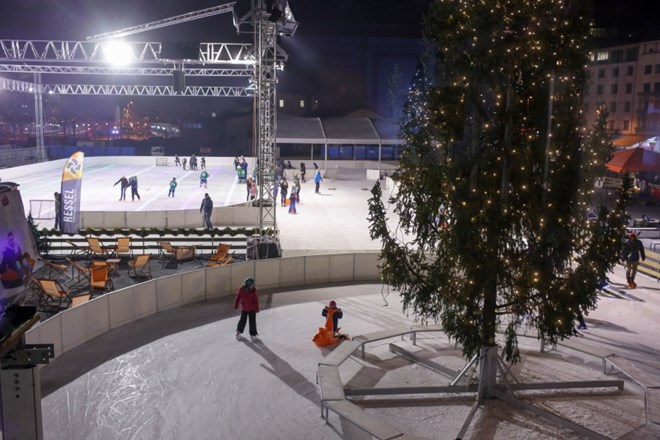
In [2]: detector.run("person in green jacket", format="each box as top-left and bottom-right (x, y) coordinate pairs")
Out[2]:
(168, 177), (177, 197)
(200, 170), (209, 188)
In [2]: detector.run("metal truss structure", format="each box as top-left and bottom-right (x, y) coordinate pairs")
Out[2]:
(0, 1), (297, 251)
(86, 3), (237, 41)
(233, 0), (297, 244)
(0, 64), (251, 77)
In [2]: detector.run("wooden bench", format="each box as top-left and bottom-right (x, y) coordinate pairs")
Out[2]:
(318, 340), (361, 367)
(554, 339), (613, 373)
(410, 325), (443, 345)
(353, 326), (444, 358)
(603, 355), (660, 425)
(318, 365), (345, 417)
(604, 355), (660, 388)
(325, 400), (403, 440)
(353, 327), (414, 358)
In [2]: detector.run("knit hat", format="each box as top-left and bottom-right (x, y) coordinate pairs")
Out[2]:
(244, 277), (255, 287)
(329, 300), (337, 308)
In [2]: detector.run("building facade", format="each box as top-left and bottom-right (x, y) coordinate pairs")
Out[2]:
(584, 40), (660, 142)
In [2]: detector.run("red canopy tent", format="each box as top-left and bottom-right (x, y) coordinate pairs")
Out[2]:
(605, 147), (660, 173)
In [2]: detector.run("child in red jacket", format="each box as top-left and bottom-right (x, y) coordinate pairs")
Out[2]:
(234, 277), (260, 340)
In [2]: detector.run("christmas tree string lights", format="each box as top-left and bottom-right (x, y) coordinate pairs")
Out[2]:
(367, 0), (629, 363)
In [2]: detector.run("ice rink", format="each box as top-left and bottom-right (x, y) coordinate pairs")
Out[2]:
(4, 157), (660, 439)
(2, 156), (385, 256)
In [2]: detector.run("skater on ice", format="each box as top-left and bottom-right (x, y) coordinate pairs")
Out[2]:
(174, 154), (181, 166)
(168, 177), (177, 197)
(199, 169), (209, 188)
(182, 158), (187, 170)
(279, 177), (289, 207)
(313, 300), (348, 347)
(129, 176), (141, 201)
(234, 277), (259, 340)
(314, 168), (323, 194)
(288, 190), (298, 214)
(113, 176), (130, 201)
(200, 157), (206, 170)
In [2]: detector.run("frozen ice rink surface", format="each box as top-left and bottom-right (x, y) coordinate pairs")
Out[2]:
(6, 158), (660, 439)
(4, 157), (385, 255)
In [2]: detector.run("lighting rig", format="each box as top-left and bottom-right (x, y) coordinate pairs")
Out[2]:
(0, 0), (298, 253)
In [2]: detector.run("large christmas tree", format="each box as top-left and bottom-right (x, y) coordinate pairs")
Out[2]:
(368, 0), (629, 393)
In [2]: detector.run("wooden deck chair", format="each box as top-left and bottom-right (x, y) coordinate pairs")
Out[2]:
(86, 237), (108, 259)
(38, 257), (69, 281)
(35, 279), (90, 312)
(159, 241), (175, 260)
(208, 243), (235, 267)
(90, 264), (114, 296)
(65, 257), (91, 288)
(115, 237), (132, 259)
(128, 254), (152, 279)
(67, 240), (90, 259)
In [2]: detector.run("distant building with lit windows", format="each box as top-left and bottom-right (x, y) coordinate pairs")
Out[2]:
(584, 40), (660, 146)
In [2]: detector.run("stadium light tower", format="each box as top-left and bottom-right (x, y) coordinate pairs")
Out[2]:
(234, 0), (297, 258)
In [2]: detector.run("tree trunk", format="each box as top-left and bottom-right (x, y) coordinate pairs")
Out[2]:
(477, 346), (499, 399)
(479, 265), (499, 398)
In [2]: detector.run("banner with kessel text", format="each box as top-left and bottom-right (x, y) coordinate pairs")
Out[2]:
(60, 151), (84, 235)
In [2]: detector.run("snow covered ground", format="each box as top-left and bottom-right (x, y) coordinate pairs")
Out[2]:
(4, 158), (660, 439)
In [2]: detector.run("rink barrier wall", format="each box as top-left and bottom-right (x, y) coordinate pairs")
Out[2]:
(79, 206), (259, 229)
(24, 252), (380, 358)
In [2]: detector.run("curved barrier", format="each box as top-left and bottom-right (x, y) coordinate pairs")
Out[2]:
(79, 205), (258, 229)
(24, 253), (381, 359)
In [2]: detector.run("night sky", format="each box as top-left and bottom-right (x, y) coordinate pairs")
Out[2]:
(0, 0), (658, 120)
(2, 0), (656, 40)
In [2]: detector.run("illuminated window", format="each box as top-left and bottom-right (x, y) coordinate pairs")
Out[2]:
(596, 51), (608, 61)
(299, 100), (305, 108)
(278, 99), (284, 108)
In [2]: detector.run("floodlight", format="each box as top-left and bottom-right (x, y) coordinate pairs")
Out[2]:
(102, 41), (135, 66)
